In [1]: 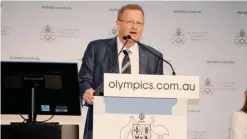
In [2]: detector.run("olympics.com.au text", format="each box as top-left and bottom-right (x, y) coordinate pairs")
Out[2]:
(108, 80), (195, 91)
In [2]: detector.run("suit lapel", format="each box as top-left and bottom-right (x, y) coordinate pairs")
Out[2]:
(106, 37), (119, 73)
(139, 43), (148, 74)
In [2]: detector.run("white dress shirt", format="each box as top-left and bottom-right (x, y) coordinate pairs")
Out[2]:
(229, 111), (247, 139)
(117, 36), (139, 74)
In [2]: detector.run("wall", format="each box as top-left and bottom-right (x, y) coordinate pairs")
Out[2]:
(1, 1), (247, 139)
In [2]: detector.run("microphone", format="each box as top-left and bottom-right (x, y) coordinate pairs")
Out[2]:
(124, 35), (176, 75)
(123, 36), (128, 40)
(93, 36), (130, 96)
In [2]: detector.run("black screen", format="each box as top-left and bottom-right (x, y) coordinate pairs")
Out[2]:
(1, 61), (81, 116)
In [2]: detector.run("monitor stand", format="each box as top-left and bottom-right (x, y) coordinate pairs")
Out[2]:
(10, 87), (59, 125)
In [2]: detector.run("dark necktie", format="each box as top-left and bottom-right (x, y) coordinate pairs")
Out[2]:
(121, 50), (131, 74)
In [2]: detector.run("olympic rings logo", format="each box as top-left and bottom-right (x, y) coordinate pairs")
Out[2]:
(200, 85), (215, 95)
(40, 34), (56, 41)
(234, 38), (247, 45)
(171, 37), (186, 44)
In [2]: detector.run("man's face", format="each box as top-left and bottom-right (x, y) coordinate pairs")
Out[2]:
(116, 9), (144, 41)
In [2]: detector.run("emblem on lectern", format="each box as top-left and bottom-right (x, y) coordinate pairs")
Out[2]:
(120, 113), (169, 139)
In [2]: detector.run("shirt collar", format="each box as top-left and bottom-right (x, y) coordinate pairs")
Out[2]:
(117, 36), (138, 54)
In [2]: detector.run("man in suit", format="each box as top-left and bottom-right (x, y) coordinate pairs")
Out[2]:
(78, 4), (164, 139)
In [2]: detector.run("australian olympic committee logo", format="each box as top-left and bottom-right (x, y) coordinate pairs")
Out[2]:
(106, 26), (118, 39)
(108, 26), (118, 36)
(171, 28), (187, 44)
(234, 29), (247, 46)
(40, 25), (56, 42)
(200, 78), (215, 95)
(107, 27), (143, 40)
(120, 113), (169, 139)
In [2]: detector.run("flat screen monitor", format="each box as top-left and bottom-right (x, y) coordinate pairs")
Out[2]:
(1, 61), (81, 116)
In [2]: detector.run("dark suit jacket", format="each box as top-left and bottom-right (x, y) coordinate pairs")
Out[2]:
(78, 36), (163, 138)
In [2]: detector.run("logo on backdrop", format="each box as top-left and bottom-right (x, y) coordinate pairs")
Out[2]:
(188, 31), (208, 41)
(173, 9), (202, 14)
(40, 25), (79, 42)
(1, 25), (11, 36)
(57, 28), (79, 38)
(237, 11), (247, 15)
(108, 8), (119, 12)
(105, 26), (118, 39)
(200, 78), (236, 94)
(171, 28), (187, 44)
(40, 25), (56, 42)
(216, 81), (236, 91)
(120, 113), (169, 139)
(107, 26), (143, 40)
(170, 28), (208, 45)
(234, 29), (247, 46)
(207, 60), (235, 64)
(42, 5), (72, 11)
(200, 78), (215, 95)
(108, 26), (118, 37)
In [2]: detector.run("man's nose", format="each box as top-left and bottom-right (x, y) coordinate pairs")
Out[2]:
(131, 23), (137, 30)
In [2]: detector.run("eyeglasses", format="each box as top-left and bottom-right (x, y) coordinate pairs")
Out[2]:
(118, 19), (144, 27)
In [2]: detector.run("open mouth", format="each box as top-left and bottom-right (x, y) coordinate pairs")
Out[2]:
(129, 31), (137, 34)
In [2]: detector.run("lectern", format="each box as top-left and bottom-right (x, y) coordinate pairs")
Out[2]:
(93, 73), (199, 139)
